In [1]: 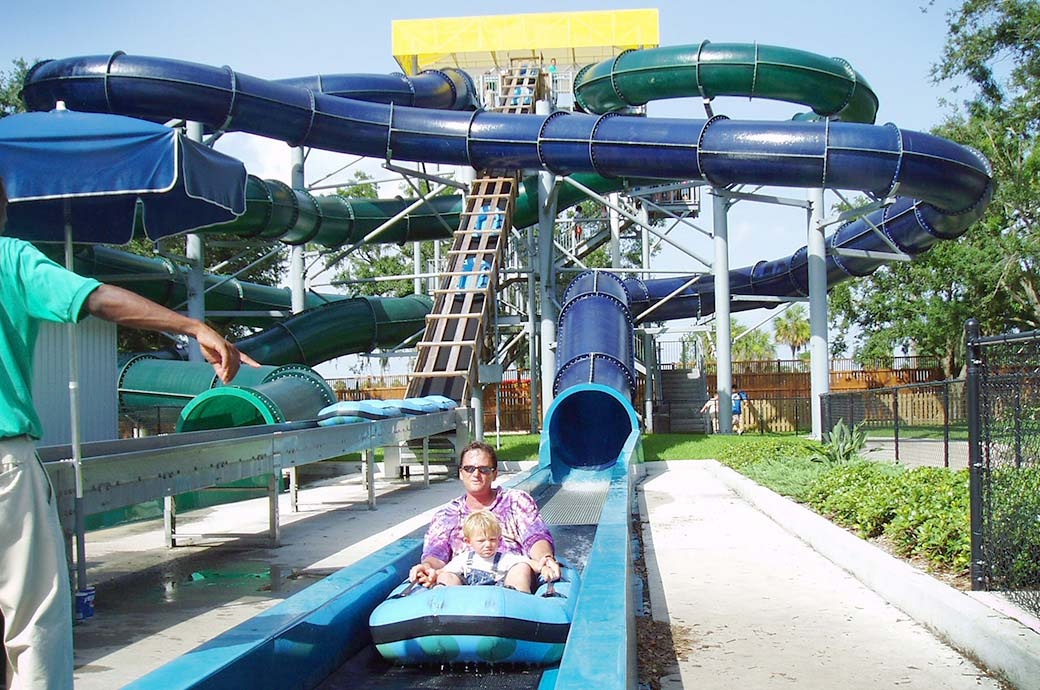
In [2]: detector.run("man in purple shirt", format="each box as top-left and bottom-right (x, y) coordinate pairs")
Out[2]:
(409, 441), (561, 592)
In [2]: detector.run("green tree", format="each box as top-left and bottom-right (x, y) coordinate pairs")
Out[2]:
(692, 317), (775, 363)
(0, 58), (30, 117)
(732, 320), (775, 361)
(330, 170), (445, 297)
(828, 1), (1040, 376)
(774, 303), (811, 358)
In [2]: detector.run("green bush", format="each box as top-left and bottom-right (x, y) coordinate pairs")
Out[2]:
(811, 418), (867, 465)
(885, 468), (971, 572)
(715, 436), (819, 472)
(805, 461), (904, 538)
(742, 455), (830, 502)
(986, 466), (1040, 587)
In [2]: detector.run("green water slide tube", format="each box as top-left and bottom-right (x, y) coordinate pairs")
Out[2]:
(175, 364), (336, 432)
(120, 358), (333, 431)
(181, 171), (627, 248)
(118, 294), (431, 412)
(573, 41), (878, 123)
(214, 176), (465, 247)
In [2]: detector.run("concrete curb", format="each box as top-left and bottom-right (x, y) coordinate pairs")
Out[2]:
(706, 460), (1040, 690)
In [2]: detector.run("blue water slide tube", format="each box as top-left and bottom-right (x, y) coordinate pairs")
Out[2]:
(276, 67), (478, 111)
(622, 180), (992, 321)
(23, 53), (992, 320)
(542, 271), (640, 479)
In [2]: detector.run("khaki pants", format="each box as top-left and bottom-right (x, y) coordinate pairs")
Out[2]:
(0, 437), (73, 690)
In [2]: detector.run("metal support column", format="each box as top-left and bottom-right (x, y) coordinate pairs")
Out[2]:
(609, 195), (622, 267)
(644, 330), (656, 433)
(711, 189), (733, 434)
(528, 224), (540, 433)
(965, 318), (985, 590)
(472, 384), (484, 441)
(267, 468), (281, 546)
(537, 102), (558, 419)
(289, 147), (307, 314)
(287, 147), (306, 504)
(185, 121), (206, 363)
(365, 448), (376, 510)
(422, 436), (430, 489)
(808, 188), (829, 439)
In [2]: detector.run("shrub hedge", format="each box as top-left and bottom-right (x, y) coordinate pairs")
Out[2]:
(715, 437), (972, 575)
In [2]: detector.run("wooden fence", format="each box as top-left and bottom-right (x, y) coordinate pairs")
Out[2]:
(327, 361), (944, 434)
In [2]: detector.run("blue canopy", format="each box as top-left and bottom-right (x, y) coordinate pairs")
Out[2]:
(0, 109), (246, 243)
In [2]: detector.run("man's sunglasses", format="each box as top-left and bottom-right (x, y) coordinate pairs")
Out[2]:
(461, 465), (495, 475)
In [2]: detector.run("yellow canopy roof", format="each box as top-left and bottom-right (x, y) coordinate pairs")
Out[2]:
(392, 9), (660, 74)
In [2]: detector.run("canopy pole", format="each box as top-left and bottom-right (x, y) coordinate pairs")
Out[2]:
(185, 121), (206, 362)
(64, 210), (87, 595)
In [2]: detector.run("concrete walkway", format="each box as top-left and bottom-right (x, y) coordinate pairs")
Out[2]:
(640, 461), (1039, 690)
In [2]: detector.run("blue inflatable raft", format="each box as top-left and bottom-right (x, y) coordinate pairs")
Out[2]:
(369, 564), (580, 665)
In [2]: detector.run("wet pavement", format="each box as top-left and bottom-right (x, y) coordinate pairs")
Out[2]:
(73, 463), (472, 688)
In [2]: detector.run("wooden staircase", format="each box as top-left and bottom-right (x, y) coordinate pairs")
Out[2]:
(405, 174), (518, 403)
(405, 64), (544, 405)
(495, 62), (544, 113)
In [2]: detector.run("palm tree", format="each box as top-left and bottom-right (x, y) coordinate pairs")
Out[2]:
(731, 320), (775, 361)
(774, 304), (811, 358)
(691, 318), (775, 364)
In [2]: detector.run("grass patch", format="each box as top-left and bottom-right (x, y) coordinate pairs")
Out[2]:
(485, 433), (541, 462)
(742, 455), (830, 503)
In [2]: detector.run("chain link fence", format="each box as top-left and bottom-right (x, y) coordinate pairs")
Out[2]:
(966, 320), (1040, 617)
(821, 380), (968, 469)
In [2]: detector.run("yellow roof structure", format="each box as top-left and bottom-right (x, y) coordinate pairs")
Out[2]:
(392, 9), (660, 74)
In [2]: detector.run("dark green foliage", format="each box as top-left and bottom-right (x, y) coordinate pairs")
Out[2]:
(829, 1), (1040, 376)
(805, 461), (904, 538)
(714, 435), (819, 472)
(0, 58), (30, 117)
(741, 455), (830, 503)
(811, 418), (867, 465)
(986, 465), (1040, 587)
(885, 468), (972, 571)
(704, 432), (972, 574)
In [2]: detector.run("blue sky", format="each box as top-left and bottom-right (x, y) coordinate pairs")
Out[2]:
(4, 1), (968, 371)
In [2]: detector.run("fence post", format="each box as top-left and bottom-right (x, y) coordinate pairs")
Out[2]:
(942, 381), (950, 469)
(820, 393), (830, 436)
(965, 318), (986, 591)
(892, 388), (900, 463)
(1014, 374), (1023, 469)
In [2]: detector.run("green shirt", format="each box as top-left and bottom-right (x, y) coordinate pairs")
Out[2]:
(0, 237), (101, 439)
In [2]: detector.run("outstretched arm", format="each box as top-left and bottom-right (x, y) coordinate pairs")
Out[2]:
(84, 284), (260, 383)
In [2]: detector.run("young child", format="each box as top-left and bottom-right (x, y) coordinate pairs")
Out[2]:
(434, 511), (540, 592)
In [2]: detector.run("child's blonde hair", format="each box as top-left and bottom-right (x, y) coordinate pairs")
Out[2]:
(462, 511), (502, 541)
